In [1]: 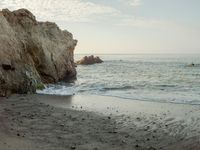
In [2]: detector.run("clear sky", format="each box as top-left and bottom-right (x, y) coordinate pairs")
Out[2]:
(1, 0), (200, 54)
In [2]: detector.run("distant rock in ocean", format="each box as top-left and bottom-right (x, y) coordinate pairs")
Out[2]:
(186, 63), (200, 67)
(76, 55), (103, 65)
(186, 63), (195, 67)
(0, 8), (77, 96)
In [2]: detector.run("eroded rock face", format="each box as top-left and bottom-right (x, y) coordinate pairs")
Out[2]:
(76, 55), (103, 65)
(0, 9), (77, 96)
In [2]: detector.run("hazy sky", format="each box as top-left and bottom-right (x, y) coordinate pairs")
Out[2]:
(1, 0), (200, 54)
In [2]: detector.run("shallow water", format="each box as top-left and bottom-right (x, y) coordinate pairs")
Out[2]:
(37, 54), (200, 105)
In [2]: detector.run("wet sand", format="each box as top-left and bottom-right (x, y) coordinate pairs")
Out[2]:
(1, 94), (200, 150)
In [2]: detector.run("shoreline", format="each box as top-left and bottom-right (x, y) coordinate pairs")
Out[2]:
(37, 94), (200, 117)
(1, 94), (200, 150)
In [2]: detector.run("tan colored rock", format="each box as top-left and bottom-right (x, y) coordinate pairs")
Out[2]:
(0, 8), (77, 96)
(76, 55), (103, 65)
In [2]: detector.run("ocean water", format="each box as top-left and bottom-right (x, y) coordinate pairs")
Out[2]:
(37, 54), (200, 105)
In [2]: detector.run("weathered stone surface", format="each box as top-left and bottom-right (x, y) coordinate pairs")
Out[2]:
(76, 55), (103, 65)
(0, 8), (77, 96)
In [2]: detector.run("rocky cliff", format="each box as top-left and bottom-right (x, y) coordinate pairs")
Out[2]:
(0, 9), (77, 96)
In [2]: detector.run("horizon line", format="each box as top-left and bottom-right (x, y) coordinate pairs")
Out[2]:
(74, 53), (200, 55)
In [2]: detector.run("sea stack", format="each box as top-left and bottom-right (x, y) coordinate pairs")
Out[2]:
(0, 9), (77, 96)
(76, 55), (103, 65)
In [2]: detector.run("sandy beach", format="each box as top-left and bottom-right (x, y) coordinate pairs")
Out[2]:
(0, 2), (200, 150)
(1, 94), (200, 150)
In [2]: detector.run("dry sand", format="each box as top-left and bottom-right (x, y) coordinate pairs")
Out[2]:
(1, 94), (200, 150)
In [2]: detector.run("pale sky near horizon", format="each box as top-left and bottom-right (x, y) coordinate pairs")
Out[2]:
(0, 0), (200, 54)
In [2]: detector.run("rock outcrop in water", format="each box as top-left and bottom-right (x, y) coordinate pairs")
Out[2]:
(186, 63), (200, 67)
(76, 55), (103, 65)
(0, 8), (77, 96)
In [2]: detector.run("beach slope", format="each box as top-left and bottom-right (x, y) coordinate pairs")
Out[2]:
(0, 94), (200, 150)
